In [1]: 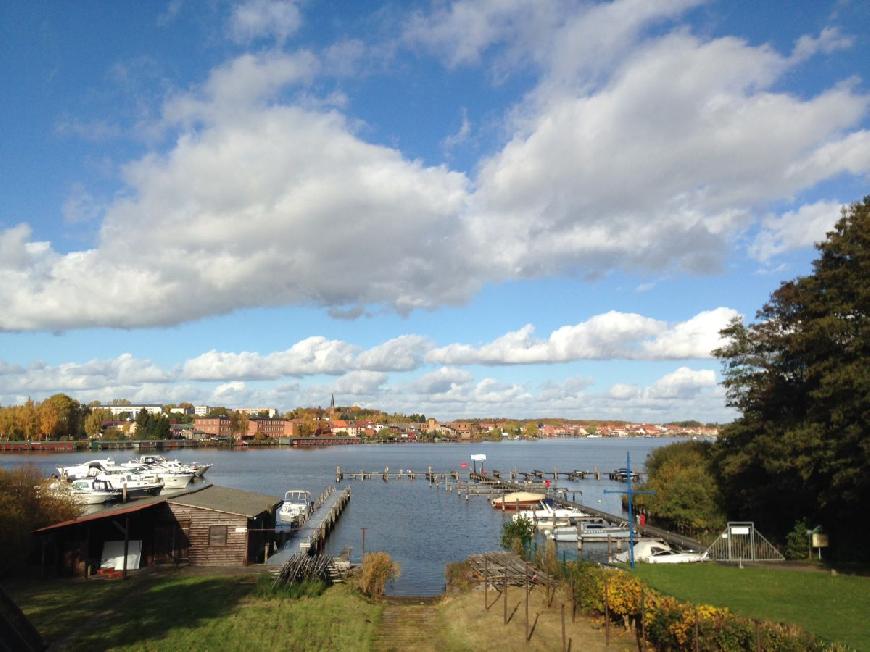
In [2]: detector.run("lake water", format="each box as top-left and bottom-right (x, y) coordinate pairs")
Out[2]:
(1, 437), (676, 594)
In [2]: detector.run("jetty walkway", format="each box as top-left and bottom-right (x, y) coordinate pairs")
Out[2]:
(266, 487), (351, 566)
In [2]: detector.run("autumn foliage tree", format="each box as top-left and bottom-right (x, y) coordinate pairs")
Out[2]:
(713, 197), (869, 558)
(636, 440), (725, 535)
(0, 466), (81, 575)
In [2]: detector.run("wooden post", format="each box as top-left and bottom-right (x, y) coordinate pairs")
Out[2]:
(637, 586), (645, 651)
(484, 556), (488, 609)
(561, 603), (567, 652)
(605, 577), (610, 647)
(525, 570), (530, 640)
(694, 605), (700, 652)
(755, 620), (761, 652)
(571, 582), (576, 622)
(503, 578), (508, 625)
(121, 515), (130, 580)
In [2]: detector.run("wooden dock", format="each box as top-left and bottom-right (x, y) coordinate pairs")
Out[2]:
(267, 487), (351, 565)
(336, 466), (462, 482)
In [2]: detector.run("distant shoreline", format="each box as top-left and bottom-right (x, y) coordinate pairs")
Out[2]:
(0, 433), (712, 454)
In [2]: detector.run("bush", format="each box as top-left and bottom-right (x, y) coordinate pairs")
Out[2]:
(0, 465), (81, 576)
(501, 516), (535, 555)
(784, 518), (811, 560)
(445, 560), (474, 592)
(357, 552), (400, 598)
(557, 563), (836, 650)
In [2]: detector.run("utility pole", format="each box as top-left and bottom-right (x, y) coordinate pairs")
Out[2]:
(604, 452), (654, 568)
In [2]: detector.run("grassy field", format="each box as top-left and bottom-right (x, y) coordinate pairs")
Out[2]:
(5, 572), (381, 651)
(632, 563), (870, 651)
(4, 569), (636, 651)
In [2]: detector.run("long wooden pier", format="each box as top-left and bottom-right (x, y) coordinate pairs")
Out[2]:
(334, 465), (640, 484)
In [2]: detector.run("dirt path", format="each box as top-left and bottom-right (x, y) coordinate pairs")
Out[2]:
(371, 590), (635, 652)
(372, 597), (440, 652)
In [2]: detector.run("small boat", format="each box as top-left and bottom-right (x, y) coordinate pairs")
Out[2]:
(615, 539), (707, 564)
(577, 518), (631, 541)
(548, 526), (579, 542)
(57, 459), (114, 481)
(491, 491), (546, 510)
(68, 478), (122, 505)
(93, 466), (164, 497)
(277, 490), (313, 526)
(512, 499), (586, 523)
(132, 455), (211, 478)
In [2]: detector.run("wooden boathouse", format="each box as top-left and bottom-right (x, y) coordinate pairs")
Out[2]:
(33, 485), (280, 576)
(166, 486), (278, 567)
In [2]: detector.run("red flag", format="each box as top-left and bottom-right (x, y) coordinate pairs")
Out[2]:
(460, 463), (468, 469)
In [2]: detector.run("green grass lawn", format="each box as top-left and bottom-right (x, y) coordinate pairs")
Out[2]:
(632, 563), (870, 651)
(5, 572), (381, 651)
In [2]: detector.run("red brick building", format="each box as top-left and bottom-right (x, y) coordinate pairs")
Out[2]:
(194, 417), (232, 438)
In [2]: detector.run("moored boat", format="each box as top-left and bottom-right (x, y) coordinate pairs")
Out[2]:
(577, 518), (631, 540)
(57, 459), (114, 481)
(68, 478), (122, 504)
(615, 539), (707, 564)
(277, 490), (313, 526)
(491, 491), (546, 510)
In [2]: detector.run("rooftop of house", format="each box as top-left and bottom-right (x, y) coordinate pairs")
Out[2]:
(167, 485), (280, 518)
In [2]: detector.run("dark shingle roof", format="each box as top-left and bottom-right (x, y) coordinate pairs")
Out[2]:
(167, 485), (279, 518)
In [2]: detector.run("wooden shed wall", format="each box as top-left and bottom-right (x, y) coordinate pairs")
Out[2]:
(167, 504), (248, 566)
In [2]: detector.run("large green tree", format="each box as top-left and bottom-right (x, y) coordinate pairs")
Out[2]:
(713, 197), (869, 558)
(637, 441), (725, 535)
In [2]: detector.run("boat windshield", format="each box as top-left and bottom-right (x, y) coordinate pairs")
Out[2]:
(283, 490), (310, 502)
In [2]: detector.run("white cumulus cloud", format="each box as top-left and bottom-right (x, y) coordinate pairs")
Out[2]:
(749, 200), (846, 261)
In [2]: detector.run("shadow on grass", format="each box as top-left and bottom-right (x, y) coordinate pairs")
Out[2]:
(23, 574), (255, 651)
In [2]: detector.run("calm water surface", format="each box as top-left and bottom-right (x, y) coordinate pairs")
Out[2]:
(2, 438), (676, 594)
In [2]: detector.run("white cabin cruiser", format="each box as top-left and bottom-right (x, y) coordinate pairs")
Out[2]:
(91, 465), (163, 497)
(512, 499), (586, 524)
(277, 490), (312, 526)
(616, 539), (707, 564)
(68, 478), (122, 505)
(122, 461), (193, 489)
(577, 518), (631, 540)
(133, 455), (211, 479)
(57, 459), (114, 481)
(548, 526), (580, 542)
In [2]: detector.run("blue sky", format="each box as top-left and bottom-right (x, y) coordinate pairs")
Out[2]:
(0, 0), (867, 421)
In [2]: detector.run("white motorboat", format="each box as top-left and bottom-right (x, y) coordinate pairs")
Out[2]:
(512, 499), (586, 523)
(155, 470), (193, 489)
(57, 459), (114, 481)
(616, 539), (707, 564)
(577, 518), (631, 540)
(548, 526), (579, 542)
(92, 466), (164, 497)
(124, 457), (196, 488)
(68, 478), (122, 505)
(132, 455), (207, 476)
(277, 490), (312, 526)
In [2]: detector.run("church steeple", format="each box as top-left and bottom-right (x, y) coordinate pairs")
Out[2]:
(330, 394), (336, 420)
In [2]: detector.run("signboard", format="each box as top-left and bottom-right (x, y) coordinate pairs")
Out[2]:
(812, 533), (829, 548)
(470, 453), (487, 461)
(730, 526), (750, 535)
(235, 527), (248, 534)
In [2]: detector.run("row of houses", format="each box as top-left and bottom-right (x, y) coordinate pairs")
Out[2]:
(91, 404), (277, 418)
